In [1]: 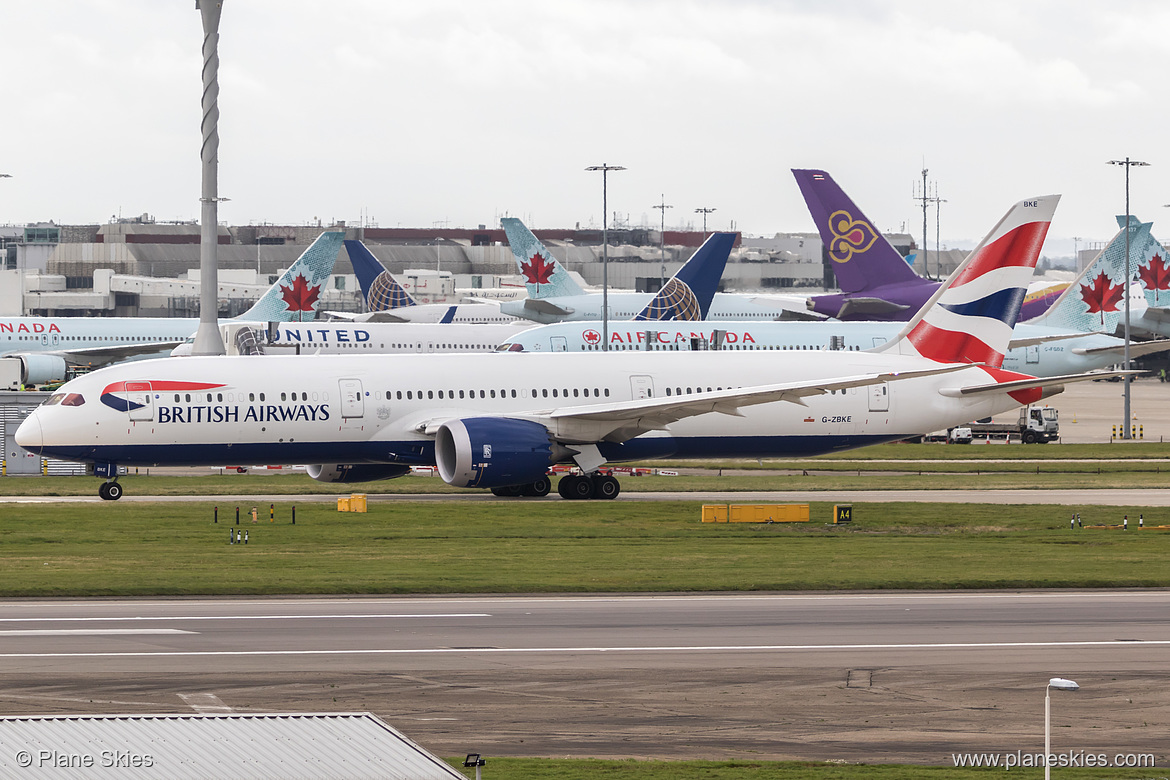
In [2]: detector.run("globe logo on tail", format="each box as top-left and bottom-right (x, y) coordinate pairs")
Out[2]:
(828, 210), (879, 264)
(367, 272), (414, 311)
(634, 278), (701, 321)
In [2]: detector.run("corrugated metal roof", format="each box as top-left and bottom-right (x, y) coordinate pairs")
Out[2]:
(0, 713), (467, 780)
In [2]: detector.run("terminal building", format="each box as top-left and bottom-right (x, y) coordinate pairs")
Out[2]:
(0, 213), (921, 318)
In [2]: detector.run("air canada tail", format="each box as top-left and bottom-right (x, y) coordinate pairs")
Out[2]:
(501, 217), (586, 299)
(633, 232), (736, 321)
(344, 239), (417, 312)
(792, 169), (927, 292)
(879, 195), (1059, 366)
(235, 230), (344, 322)
(1027, 218), (1151, 333)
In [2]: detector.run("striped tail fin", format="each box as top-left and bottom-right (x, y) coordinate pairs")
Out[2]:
(879, 195), (1059, 366)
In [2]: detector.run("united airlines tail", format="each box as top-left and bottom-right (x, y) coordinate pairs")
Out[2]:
(235, 231), (345, 322)
(501, 217), (586, 299)
(344, 239), (418, 312)
(633, 232), (736, 321)
(880, 195), (1059, 367)
(792, 169), (928, 293)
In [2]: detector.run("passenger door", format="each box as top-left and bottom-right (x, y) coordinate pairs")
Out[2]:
(338, 379), (365, 418)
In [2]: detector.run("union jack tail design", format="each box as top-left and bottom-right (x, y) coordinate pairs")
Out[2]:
(344, 240), (417, 312)
(880, 195), (1059, 366)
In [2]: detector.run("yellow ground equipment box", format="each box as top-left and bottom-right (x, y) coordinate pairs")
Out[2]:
(337, 493), (368, 513)
(702, 504), (809, 523)
(701, 504), (729, 523)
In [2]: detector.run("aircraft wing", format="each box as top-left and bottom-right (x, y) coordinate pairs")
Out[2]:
(522, 298), (574, 316)
(55, 341), (185, 366)
(834, 297), (911, 319)
(530, 364), (973, 444)
(1007, 331), (1105, 349)
(1140, 306), (1170, 323)
(938, 369), (1138, 397)
(1071, 339), (1170, 358)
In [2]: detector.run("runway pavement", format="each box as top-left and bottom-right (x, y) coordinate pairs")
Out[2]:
(1, 592), (1167, 764)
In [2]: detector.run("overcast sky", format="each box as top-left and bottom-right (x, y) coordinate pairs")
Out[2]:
(3, 1), (1167, 254)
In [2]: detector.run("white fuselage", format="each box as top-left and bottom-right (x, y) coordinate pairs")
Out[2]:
(500, 320), (1143, 378)
(500, 292), (807, 324)
(18, 351), (1028, 470)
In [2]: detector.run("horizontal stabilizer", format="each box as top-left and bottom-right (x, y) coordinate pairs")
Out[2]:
(835, 297), (911, 319)
(1140, 306), (1170, 323)
(1071, 339), (1170, 359)
(523, 298), (574, 316)
(939, 369), (1138, 397)
(1007, 331), (1103, 350)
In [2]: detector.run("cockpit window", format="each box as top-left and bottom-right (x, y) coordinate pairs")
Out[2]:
(61, 393), (86, 406)
(44, 393), (65, 406)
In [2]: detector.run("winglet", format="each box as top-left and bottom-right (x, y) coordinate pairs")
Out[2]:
(236, 230), (344, 322)
(501, 217), (585, 299)
(344, 239), (417, 312)
(634, 232), (736, 321)
(878, 195), (1059, 366)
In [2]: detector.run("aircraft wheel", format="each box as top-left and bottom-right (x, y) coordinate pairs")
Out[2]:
(557, 476), (576, 499)
(567, 475), (595, 500)
(98, 482), (109, 500)
(593, 474), (620, 500)
(523, 476), (551, 497)
(100, 482), (123, 501)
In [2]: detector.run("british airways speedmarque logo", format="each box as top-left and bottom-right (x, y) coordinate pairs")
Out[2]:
(100, 380), (225, 412)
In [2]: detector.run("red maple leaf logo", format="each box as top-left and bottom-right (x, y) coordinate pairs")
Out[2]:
(279, 274), (321, 313)
(521, 252), (555, 285)
(583, 329), (601, 344)
(1079, 271), (1124, 322)
(1139, 253), (1170, 303)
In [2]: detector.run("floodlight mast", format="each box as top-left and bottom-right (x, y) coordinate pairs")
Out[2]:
(1107, 157), (1150, 439)
(192, 0), (227, 356)
(586, 163), (625, 352)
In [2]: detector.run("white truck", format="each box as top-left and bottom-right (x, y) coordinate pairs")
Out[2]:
(968, 405), (1060, 444)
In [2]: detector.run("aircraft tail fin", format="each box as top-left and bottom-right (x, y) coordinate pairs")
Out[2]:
(1029, 218), (1152, 333)
(1118, 215), (1170, 309)
(501, 217), (586, 299)
(879, 195), (1059, 366)
(235, 230), (344, 322)
(792, 169), (926, 293)
(634, 232), (736, 321)
(344, 239), (417, 312)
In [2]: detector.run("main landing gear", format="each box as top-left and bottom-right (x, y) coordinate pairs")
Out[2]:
(490, 475), (552, 498)
(557, 472), (620, 501)
(98, 480), (123, 501)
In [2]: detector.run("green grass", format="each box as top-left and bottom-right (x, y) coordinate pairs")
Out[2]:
(445, 758), (1158, 779)
(1, 499), (1167, 597)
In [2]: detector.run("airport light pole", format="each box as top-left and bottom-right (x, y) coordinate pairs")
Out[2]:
(192, 0), (227, 356)
(1045, 677), (1079, 780)
(695, 206), (716, 237)
(586, 163), (625, 351)
(653, 195), (672, 290)
(1108, 157), (1149, 439)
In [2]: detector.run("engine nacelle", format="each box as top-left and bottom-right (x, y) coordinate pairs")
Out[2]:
(435, 417), (557, 489)
(12, 354), (69, 385)
(306, 464), (412, 483)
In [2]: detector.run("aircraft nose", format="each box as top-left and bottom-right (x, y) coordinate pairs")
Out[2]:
(15, 413), (42, 453)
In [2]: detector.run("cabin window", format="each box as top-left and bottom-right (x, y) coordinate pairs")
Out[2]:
(249, 393), (255, 402)
(510, 389), (517, 398)
(259, 393), (265, 402)
(573, 389), (579, 397)
(281, 393), (287, 401)
(438, 390), (444, 399)
(217, 393), (223, 402)
(490, 390), (496, 398)
(428, 391), (434, 399)
(185, 394), (191, 402)
(604, 388), (610, 397)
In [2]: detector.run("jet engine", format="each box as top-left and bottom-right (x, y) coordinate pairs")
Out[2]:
(435, 417), (560, 489)
(306, 464), (413, 483)
(9, 354), (69, 385)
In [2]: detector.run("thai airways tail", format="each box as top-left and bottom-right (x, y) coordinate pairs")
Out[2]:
(501, 217), (586, 299)
(792, 169), (931, 293)
(633, 232), (736, 321)
(235, 230), (344, 322)
(344, 239), (418, 312)
(879, 195), (1059, 366)
(1028, 218), (1153, 334)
